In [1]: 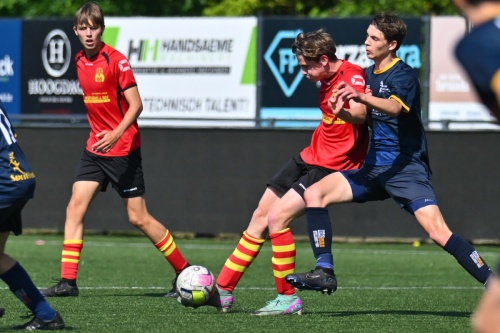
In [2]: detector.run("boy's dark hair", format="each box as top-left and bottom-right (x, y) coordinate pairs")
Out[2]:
(370, 12), (407, 52)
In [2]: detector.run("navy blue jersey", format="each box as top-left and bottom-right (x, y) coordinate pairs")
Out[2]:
(364, 59), (429, 168)
(455, 17), (500, 117)
(0, 104), (35, 207)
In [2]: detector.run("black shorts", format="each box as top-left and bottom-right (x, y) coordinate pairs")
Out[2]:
(267, 154), (335, 198)
(0, 200), (28, 235)
(75, 149), (145, 198)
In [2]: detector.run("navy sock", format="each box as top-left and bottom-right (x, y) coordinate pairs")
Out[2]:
(0, 262), (56, 320)
(444, 234), (492, 285)
(306, 207), (333, 269)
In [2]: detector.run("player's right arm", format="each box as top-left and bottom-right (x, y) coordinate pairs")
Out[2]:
(334, 80), (403, 117)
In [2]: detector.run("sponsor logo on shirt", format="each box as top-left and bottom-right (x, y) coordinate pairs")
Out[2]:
(118, 59), (131, 72)
(322, 114), (346, 125)
(351, 75), (365, 87)
(9, 152), (35, 182)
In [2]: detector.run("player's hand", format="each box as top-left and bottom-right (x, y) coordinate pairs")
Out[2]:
(327, 88), (345, 115)
(92, 130), (120, 153)
(335, 81), (363, 103)
(365, 85), (372, 95)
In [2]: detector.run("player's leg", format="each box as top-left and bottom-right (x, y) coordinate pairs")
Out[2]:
(395, 161), (493, 286)
(213, 188), (279, 312)
(0, 204), (64, 330)
(42, 180), (100, 297)
(254, 189), (305, 315)
(124, 196), (189, 295)
(414, 205), (492, 285)
(471, 274), (500, 333)
(285, 172), (354, 293)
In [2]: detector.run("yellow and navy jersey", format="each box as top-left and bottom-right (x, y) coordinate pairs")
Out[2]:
(364, 59), (429, 168)
(0, 104), (35, 207)
(455, 17), (500, 118)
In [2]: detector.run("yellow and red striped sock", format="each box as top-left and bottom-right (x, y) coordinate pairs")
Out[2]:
(270, 228), (296, 296)
(216, 231), (264, 292)
(155, 230), (189, 273)
(61, 240), (83, 280)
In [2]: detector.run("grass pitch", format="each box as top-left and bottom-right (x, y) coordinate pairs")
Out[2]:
(1, 235), (498, 333)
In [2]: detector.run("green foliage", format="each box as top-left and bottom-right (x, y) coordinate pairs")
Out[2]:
(0, 0), (459, 17)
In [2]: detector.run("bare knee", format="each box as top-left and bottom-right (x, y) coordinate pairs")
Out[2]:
(415, 206), (452, 247)
(128, 214), (147, 229)
(246, 206), (269, 238)
(268, 209), (291, 234)
(304, 186), (322, 207)
(428, 228), (452, 247)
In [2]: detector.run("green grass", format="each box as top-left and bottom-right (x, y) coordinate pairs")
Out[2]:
(1, 235), (498, 332)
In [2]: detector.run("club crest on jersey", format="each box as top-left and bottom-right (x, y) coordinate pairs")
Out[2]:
(378, 80), (390, 94)
(95, 68), (105, 83)
(118, 59), (131, 72)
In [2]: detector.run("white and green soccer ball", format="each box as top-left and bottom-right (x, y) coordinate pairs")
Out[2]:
(176, 265), (215, 307)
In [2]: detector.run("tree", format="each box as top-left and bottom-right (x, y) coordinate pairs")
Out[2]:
(0, 0), (459, 17)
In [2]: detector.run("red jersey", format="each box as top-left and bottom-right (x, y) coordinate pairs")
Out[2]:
(75, 43), (141, 157)
(300, 60), (368, 170)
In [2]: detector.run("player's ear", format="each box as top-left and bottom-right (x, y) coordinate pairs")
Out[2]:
(388, 40), (398, 51)
(73, 26), (78, 36)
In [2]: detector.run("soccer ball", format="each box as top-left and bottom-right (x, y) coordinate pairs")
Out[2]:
(176, 265), (215, 307)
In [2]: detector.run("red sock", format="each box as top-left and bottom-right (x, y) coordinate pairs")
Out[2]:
(155, 230), (188, 273)
(270, 228), (296, 296)
(216, 231), (264, 292)
(61, 240), (83, 280)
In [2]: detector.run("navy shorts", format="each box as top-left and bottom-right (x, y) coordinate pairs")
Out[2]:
(341, 161), (437, 214)
(267, 154), (335, 198)
(75, 149), (145, 198)
(0, 200), (29, 235)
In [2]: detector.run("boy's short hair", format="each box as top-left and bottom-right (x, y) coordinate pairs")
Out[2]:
(74, 2), (104, 28)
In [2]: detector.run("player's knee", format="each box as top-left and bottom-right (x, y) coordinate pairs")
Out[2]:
(427, 228), (452, 247)
(128, 214), (144, 228)
(251, 205), (267, 223)
(303, 187), (322, 207)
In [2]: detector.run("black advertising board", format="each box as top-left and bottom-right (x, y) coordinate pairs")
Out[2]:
(21, 19), (86, 114)
(260, 17), (422, 126)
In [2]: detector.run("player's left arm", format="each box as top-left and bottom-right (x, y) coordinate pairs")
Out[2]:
(328, 95), (367, 124)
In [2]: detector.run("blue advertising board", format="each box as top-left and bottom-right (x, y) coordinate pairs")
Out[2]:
(0, 19), (22, 114)
(260, 17), (422, 127)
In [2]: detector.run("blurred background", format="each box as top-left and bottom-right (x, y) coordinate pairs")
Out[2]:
(2, 0), (499, 242)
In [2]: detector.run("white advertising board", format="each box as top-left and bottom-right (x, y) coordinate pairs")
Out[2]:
(429, 16), (497, 130)
(103, 17), (257, 127)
